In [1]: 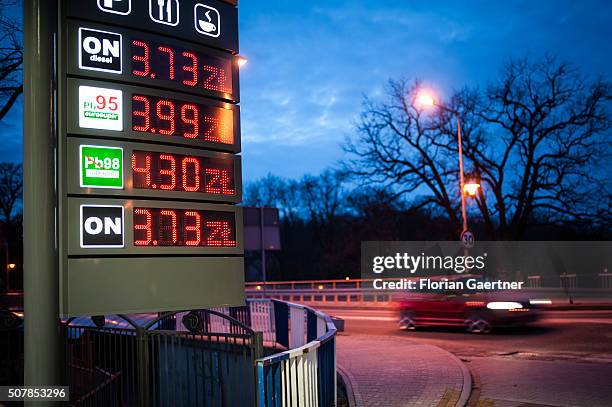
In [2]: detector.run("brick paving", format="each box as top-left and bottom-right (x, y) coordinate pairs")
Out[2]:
(336, 334), (469, 407)
(467, 357), (612, 407)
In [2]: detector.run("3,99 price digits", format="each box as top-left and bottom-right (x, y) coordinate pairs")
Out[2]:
(132, 94), (234, 145)
(133, 208), (237, 247)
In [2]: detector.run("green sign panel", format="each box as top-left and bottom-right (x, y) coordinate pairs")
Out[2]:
(79, 144), (123, 189)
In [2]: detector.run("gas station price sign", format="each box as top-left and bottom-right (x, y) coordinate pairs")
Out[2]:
(132, 93), (234, 144)
(67, 79), (241, 153)
(67, 21), (240, 102)
(57, 0), (244, 316)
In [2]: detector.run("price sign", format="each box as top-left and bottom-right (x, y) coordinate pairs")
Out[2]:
(57, 0), (244, 316)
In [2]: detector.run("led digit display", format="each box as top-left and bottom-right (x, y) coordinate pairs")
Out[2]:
(131, 39), (233, 95)
(132, 94), (234, 144)
(133, 208), (237, 247)
(131, 150), (236, 196)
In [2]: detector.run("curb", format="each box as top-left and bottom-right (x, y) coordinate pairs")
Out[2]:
(442, 347), (473, 407)
(337, 363), (361, 407)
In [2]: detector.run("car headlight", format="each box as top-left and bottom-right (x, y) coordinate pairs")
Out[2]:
(529, 299), (552, 305)
(486, 301), (523, 310)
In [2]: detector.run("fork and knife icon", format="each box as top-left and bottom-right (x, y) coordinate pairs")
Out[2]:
(156, 0), (175, 23)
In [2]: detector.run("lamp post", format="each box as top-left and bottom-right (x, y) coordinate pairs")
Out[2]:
(416, 91), (480, 236)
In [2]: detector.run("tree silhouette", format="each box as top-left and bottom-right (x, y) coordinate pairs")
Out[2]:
(0, 1), (22, 121)
(345, 56), (611, 239)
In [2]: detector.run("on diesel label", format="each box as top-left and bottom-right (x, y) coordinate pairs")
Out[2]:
(79, 27), (122, 74)
(80, 205), (125, 248)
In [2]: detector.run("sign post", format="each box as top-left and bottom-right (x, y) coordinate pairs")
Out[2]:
(23, 0), (60, 397)
(24, 0), (244, 393)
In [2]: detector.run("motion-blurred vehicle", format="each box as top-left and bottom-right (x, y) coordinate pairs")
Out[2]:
(396, 277), (539, 333)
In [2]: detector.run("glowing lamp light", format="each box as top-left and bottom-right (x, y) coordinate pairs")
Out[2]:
(345, 276), (350, 280)
(237, 56), (248, 68)
(8, 263), (16, 269)
(463, 182), (480, 197)
(416, 92), (435, 108)
(318, 284), (324, 290)
(255, 285), (262, 291)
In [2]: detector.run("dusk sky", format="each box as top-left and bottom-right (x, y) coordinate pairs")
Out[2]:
(1, 0), (611, 182)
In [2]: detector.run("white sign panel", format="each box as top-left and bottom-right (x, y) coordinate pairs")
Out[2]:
(78, 85), (123, 131)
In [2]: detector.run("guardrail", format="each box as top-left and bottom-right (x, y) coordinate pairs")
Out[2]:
(253, 300), (337, 407)
(1, 299), (337, 407)
(245, 277), (612, 308)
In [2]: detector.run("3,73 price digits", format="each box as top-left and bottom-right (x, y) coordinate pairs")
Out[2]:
(133, 208), (237, 247)
(131, 39), (233, 95)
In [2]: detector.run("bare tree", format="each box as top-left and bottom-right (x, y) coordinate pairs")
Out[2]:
(243, 174), (301, 223)
(344, 79), (463, 237)
(345, 56), (612, 239)
(468, 57), (611, 238)
(300, 169), (348, 226)
(0, 1), (22, 121)
(0, 162), (22, 227)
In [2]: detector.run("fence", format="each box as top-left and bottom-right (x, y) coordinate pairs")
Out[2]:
(1, 299), (337, 407)
(253, 300), (337, 407)
(246, 276), (612, 307)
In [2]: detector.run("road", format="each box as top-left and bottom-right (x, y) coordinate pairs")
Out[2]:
(329, 308), (612, 407)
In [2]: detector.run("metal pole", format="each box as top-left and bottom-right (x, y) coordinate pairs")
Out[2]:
(3, 240), (8, 291)
(260, 207), (267, 297)
(457, 113), (468, 233)
(23, 0), (60, 399)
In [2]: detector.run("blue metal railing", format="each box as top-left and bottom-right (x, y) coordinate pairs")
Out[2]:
(2, 298), (337, 406)
(253, 300), (337, 407)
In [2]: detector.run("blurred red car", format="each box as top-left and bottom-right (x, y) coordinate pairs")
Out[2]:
(396, 289), (539, 333)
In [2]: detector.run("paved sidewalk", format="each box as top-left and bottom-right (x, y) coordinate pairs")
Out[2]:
(336, 334), (470, 407)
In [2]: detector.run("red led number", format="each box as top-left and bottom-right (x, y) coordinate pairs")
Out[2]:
(180, 103), (199, 138)
(156, 100), (175, 135)
(132, 151), (235, 196)
(182, 51), (198, 86)
(181, 157), (200, 192)
(133, 208), (236, 247)
(130, 40), (231, 94)
(158, 154), (176, 190)
(134, 209), (152, 246)
(184, 211), (201, 246)
(132, 40), (150, 77)
(131, 95), (232, 145)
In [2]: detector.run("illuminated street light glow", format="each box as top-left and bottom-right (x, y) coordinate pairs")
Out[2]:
(318, 284), (324, 290)
(416, 91), (435, 108)
(8, 263), (16, 269)
(463, 182), (481, 197)
(237, 55), (248, 67)
(255, 285), (262, 290)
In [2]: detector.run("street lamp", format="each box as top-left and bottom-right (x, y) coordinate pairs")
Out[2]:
(463, 181), (480, 197)
(416, 90), (476, 234)
(237, 55), (248, 68)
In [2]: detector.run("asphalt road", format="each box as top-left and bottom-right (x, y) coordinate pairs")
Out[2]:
(329, 308), (612, 407)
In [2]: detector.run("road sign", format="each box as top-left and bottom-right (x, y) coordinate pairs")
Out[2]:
(51, 0), (244, 315)
(461, 230), (475, 249)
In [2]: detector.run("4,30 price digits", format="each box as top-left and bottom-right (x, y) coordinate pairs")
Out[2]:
(133, 208), (237, 247)
(131, 151), (235, 196)
(132, 95), (234, 145)
(131, 39), (232, 95)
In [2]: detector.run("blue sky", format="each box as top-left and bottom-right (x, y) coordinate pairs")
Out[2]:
(2, 0), (611, 182)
